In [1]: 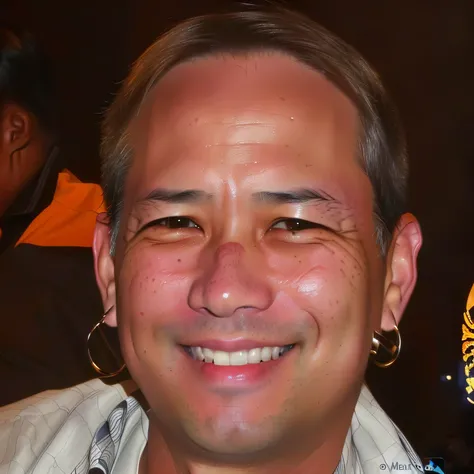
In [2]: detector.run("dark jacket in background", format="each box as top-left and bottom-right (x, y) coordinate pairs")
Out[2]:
(0, 153), (126, 407)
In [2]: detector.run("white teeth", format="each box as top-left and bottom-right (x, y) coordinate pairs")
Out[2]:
(247, 348), (261, 364)
(261, 347), (272, 362)
(271, 347), (280, 360)
(213, 351), (230, 366)
(202, 348), (214, 363)
(193, 347), (204, 361)
(229, 351), (247, 366)
(188, 345), (291, 366)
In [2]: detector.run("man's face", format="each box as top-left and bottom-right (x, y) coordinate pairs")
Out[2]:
(110, 54), (386, 457)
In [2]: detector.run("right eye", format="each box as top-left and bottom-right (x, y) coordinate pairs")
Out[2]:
(139, 216), (201, 232)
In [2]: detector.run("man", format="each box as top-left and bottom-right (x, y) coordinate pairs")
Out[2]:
(0, 7), (424, 473)
(0, 24), (124, 406)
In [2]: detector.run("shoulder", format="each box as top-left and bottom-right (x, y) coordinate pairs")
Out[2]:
(352, 385), (424, 473)
(16, 170), (106, 248)
(0, 379), (131, 473)
(50, 170), (104, 212)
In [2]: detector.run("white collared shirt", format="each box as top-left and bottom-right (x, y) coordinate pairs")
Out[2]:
(0, 379), (424, 474)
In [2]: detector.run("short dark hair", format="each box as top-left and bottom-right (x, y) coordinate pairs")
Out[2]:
(101, 7), (408, 255)
(0, 23), (57, 135)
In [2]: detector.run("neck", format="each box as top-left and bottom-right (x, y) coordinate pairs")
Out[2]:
(141, 412), (352, 474)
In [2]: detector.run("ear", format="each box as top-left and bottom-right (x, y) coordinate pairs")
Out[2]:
(1, 104), (32, 154)
(381, 213), (423, 331)
(93, 212), (117, 327)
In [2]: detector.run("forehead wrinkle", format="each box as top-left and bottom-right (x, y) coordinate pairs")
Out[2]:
(170, 108), (296, 148)
(219, 122), (277, 146)
(165, 113), (350, 166)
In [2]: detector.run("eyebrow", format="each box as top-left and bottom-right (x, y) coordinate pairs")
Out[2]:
(136, 187), (337, 206)
(252, 188), (337, 204)
(138, 188), (212, 205)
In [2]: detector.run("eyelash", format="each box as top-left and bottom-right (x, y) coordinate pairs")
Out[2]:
(139, 216), (324, 233)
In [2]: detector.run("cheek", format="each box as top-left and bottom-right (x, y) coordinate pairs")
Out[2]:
(268, 242), (371, 334)
(116, 243), (198, 338)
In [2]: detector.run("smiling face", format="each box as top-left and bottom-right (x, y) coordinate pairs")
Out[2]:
(95, 53), (410, 466)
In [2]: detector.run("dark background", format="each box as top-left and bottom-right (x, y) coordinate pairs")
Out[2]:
(1, 0), (473, 456)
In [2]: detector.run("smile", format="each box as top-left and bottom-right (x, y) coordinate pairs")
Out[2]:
(183, 345), (295, 366)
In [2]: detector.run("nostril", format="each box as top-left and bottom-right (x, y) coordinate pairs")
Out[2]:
(203, 307), (219, 317)
(202, 304), (261, 318)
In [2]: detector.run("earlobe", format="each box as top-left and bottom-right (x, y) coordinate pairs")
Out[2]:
(381, 213), (423, 331)
(93, 213), (118, 327)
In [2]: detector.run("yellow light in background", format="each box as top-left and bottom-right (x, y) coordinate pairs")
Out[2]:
(462, 284), (474, 402)
(446, 375), (452, 381)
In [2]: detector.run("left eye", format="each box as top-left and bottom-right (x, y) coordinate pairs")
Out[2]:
(270, 218), (324, 232)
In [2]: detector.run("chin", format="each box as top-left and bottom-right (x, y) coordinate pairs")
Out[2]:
(185, 424), (282, 463)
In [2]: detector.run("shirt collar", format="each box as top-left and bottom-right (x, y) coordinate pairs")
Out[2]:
(85, 385), (424, 474)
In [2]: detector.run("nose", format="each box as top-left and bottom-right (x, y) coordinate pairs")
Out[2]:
(188, 242), (274, 318)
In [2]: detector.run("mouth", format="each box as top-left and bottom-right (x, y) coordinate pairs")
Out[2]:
(182, 344), (295, 366)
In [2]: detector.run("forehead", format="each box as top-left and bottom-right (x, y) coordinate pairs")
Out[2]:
(127, 53), (366, 202)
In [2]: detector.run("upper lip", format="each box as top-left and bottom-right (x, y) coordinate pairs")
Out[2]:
(179, 339), (295, 352)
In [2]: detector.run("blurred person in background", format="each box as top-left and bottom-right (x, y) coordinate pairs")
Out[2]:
(0, 23), (125, 406)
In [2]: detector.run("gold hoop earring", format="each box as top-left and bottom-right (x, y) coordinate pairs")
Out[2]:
(370, 325), (401, 368)
(87, 307), (126, 378)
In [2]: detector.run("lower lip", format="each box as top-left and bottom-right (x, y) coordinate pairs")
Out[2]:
(182, 348), (295, 389)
